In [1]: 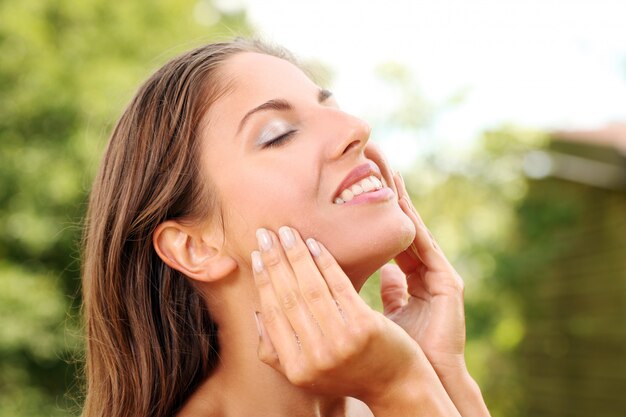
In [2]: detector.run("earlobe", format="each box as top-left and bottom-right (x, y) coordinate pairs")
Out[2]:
(153, 221), (237, 283)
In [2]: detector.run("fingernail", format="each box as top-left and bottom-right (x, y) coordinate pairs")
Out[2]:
(256, 228), (272, 251)
(306, 238), (321, 257)
(251, 250), (264, 273)
(278, 226), (295, 249)
(254, 311), (263, 338)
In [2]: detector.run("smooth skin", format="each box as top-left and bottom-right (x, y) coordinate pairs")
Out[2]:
(249, 177), (490, 416)
(382, 173), (491, 417)
(252, 226), (461, 416)
(154, 51), (490, 416)
(195, 52), (416, 287)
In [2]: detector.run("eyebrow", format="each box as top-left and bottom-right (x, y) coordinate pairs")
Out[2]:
(237, 89), (333, 133)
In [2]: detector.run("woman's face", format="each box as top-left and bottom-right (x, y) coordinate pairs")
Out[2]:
(200, 52), (415, 283)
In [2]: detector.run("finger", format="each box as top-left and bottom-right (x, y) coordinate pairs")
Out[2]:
(397, 198), (464, 295)
(277, 226), (345, 336)
(389, 171), (399, 197)
(251, 250), (301, 365)
(380, 264), (408, 316)
(392, 172), (428, 268)
(393, 171), (423, 225)
(255, 311), (281, 370)
(393, 173), (450, 272)
(305, 238), (367, 321)
(392, 175), (465, 295)
(394, 246), (422, 270)
(393, 171), (406, 202)
(368, 142), (396, 193)
(402, 254), (464, 299)
(256, 229), (322, 347)
(405, 270), (432, 300)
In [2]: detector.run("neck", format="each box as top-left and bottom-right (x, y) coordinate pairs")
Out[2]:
(176, 268), (370, 417)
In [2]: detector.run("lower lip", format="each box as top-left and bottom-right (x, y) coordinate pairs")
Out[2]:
(340, 187), (395, 206)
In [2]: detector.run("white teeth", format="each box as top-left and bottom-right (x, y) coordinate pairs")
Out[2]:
(340, 189), (354, 202)
(350, 183), (364, 196)
(361, 178), (375, 192)
(334, 175), (385, 204)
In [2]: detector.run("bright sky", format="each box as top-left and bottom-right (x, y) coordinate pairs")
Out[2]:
(215, 0), (626, 166)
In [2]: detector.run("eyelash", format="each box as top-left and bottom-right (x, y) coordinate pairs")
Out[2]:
(262, 130), (297, 149)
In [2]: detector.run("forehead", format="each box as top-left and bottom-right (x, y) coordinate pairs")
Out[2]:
(220, 52), (319, 102)
(202, 52), (320, 137)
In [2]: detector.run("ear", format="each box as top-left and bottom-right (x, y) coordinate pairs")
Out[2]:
(153, 220), (237, 283)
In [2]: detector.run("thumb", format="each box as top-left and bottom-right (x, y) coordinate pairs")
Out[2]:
(380, 264), (408, 316)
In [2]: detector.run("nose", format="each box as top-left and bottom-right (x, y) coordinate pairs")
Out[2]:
(323, 109), (371, 160)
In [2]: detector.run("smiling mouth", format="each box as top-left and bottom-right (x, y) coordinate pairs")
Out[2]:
(334, 175), (384, 204)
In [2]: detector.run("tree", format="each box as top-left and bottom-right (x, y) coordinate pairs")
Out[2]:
(0, 1), (250, 415)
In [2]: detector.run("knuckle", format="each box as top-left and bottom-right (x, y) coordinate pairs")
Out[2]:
(262, 306), (281, 326)
(255, 273), (272, 288)
(287, 246), (310, 263)
(330, 280), (351, 296)
(311, 347), (334, 371)
(333, 333), (365, 362)
(348, 317), (379, 345)
(287, 364), (314, 387)
(280, 290), (300, 311)
(346, 325), (367, 347)
(263, 250), (283, 269)
(446, 271), (465, 294)
(330, 334), (354, 360)
(302, 284), (325, 303)
(316, 253), (334, 271)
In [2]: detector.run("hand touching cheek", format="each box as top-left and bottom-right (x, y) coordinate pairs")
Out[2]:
(380, 173), (491, 417)
(251, 226), (461, 416)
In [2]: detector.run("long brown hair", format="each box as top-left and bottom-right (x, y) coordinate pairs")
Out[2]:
(81, 39), (293, 417)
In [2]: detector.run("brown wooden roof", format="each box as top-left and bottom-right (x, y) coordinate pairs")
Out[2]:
(552, 122), (626, 155)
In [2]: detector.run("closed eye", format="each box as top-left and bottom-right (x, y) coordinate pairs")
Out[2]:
(262, 130), (298, 149)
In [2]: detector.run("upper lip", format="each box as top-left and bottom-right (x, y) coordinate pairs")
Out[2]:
(333, 160), (383, 200)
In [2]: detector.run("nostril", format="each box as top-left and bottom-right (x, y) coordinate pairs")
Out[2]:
(342, 140), (361, 155)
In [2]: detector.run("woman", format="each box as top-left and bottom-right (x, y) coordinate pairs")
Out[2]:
(82, 39), (490, 417)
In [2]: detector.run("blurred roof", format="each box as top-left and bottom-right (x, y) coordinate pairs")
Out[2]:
(552, 122), (626, 155)
(524, 123), (626, 190)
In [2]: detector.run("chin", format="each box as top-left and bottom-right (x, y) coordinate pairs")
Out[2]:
(324, 213), (416, 290)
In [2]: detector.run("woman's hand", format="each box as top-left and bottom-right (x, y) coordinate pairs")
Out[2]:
(381, 173), (466, 375)
(251, 226), (460, 417)
(381, 173), (490, 417)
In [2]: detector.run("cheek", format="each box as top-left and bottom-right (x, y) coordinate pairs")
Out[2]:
(308, 204), (416, 281)
(218, 169), (316, 247)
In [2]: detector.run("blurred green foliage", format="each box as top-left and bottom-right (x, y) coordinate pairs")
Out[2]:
(3, 1), (621, 416)
(362, 58), (552, 417)
(394, 126), (548, 417)
(0, 0), (249, 415)
(0, 1), (544, 413)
